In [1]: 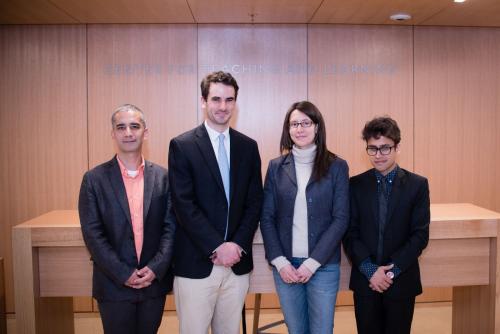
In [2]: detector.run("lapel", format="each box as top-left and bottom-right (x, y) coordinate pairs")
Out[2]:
(143, 160), (155, 223)
(386, 167), (405, 224)
(229, 128), (240, 203)
(107, 157), (132, 224)
(281, 153), (297, 187)
(194, 124), (226, 194)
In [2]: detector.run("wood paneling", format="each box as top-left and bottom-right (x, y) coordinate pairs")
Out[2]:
(0, 0), (77, 24)
(50, 0), (193, 23)
(0, 258), (5, 333)
(308, 25), (414, 176)
(87, 24), (198, 168)
(190, 0), (322, 23)
(0, 25), (87, 313)
(414, 27), (500, 212)
(198, 24), (308, 170)
(311, 0), (449, 25)
(421, 0), (500, 27)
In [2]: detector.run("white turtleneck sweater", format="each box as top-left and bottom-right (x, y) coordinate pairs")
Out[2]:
(271, 144), (321, 274)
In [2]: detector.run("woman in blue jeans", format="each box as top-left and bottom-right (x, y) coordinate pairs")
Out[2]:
(260, 101), (349, 333)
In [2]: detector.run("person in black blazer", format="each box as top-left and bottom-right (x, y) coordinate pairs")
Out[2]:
(78, 104), (175, 334)
(168, 71), (263, 334)
(260, 101), (349, 334)
(343, 116), (430, 334)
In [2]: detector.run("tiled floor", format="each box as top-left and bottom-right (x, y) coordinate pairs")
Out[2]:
(7, 302), (451, 333)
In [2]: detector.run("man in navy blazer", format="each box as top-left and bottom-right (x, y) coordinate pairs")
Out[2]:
(168, 71), (263, 334)
(78, 104), (175, 334)
(343, 116), (430, 334)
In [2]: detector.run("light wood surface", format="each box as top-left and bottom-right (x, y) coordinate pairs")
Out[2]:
(2, 0), (500, 26)
(11, 204), (500, 333)
(0, 0), (77, 24)
(414, 27), (500, 213)
(190, 0), (322, 23)
(0, 25), (88, 314)
(87, 24), (198, 168)
(308, 25), (414, 176)
(50, 0), (193, 23)
(198, 24), (308, 171)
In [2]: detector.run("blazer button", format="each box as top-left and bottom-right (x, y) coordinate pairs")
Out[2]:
(308, 198), (312, 203)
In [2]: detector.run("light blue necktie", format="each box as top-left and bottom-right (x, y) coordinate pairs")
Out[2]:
(218, 134), (230, 201)
(218, 133), (230, 239)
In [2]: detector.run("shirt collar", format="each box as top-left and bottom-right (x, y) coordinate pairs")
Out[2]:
(375, 165), (399, 183)
(204, 120), (230, 143)
(116, 155), (145, 179)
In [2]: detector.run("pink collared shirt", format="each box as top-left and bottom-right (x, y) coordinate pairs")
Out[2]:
(117, 156), (145, 262)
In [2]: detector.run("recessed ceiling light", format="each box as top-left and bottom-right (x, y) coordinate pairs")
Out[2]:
(454, 0), (466, 2)
(390, 13), (412, 21)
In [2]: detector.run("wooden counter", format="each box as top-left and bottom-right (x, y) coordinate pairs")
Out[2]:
(12, 203), (500, 333)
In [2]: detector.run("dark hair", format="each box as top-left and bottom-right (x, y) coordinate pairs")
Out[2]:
(200, 71), (239, 101)
(280, 101), (336, 181)
(362, 116), (401, 145)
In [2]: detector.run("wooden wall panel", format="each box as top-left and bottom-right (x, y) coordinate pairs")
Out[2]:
(308, 25), (414, 176)
(198, 24), (308, 170)
(87, 24), (198, 168)
(414, 27), (500, 212)
(0, 25), (87, 312)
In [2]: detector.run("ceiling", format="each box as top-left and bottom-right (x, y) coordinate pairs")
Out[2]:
(1, 0), (500, 26)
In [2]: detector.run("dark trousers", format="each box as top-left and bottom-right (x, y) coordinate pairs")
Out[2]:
(98, 296), (167, 334)
(353, 292), (416, 334)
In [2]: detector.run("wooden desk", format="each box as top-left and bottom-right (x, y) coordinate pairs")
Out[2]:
(12, 204), (500, 334)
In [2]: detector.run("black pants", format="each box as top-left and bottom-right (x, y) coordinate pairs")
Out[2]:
(353, 293), (416, 334)
(98, 296), (167, 334)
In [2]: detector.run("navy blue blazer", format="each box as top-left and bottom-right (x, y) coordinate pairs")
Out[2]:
(168, 124), (263, 278)
(343, 168), (430, 298)
(78, 157), (176, 302)
(260, 153), (349, 266)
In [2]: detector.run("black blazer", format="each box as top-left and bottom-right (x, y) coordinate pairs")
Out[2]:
(260, 154), (349, 265)
(78, 157), (175, 302)
(343, 167), (430, 298)
(168, 124), (263, 278)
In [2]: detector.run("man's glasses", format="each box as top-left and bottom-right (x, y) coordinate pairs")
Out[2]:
(366, 145), (395, 156)
(289, 120), (314, 129)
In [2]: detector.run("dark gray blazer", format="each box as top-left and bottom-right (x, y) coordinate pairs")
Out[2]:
(78, 157), (176, 302)
(260, 153), (349, 266)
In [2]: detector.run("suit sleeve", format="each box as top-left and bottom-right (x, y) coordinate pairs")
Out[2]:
(230, 141), (263, 253)
(168, 138), (225, 257)
(309, 159), (350, 265)
(390, 178), (430, 272)
(343, 179), (372, 268)
(146, 176), (176, 280)
(78, 173), (135, 285)
(259, 160), (285, 261)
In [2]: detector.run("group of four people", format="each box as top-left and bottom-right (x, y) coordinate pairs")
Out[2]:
(78, 70), (430, 334)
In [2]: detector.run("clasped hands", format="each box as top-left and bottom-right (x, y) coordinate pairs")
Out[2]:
(211, 242), (243, 267)
(368, 264), (394, 293)
(125, 266), (156, 289)
(279, 263), (313, 284)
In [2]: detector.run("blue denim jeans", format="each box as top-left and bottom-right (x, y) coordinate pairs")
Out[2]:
(273, 257), (340, 334)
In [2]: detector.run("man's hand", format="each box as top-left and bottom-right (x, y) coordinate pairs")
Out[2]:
(279, 264), (300, 284)
(369, 264), (394, 293)
(296, 264), (313, 283)
(213, 242), (242, 267)
(125, 266), (156, 289)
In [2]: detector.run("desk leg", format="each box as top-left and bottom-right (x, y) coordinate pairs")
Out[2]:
(452, 237), (498, 334)
(252, 293), (261, 334)
(12, 228), (74, 334)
